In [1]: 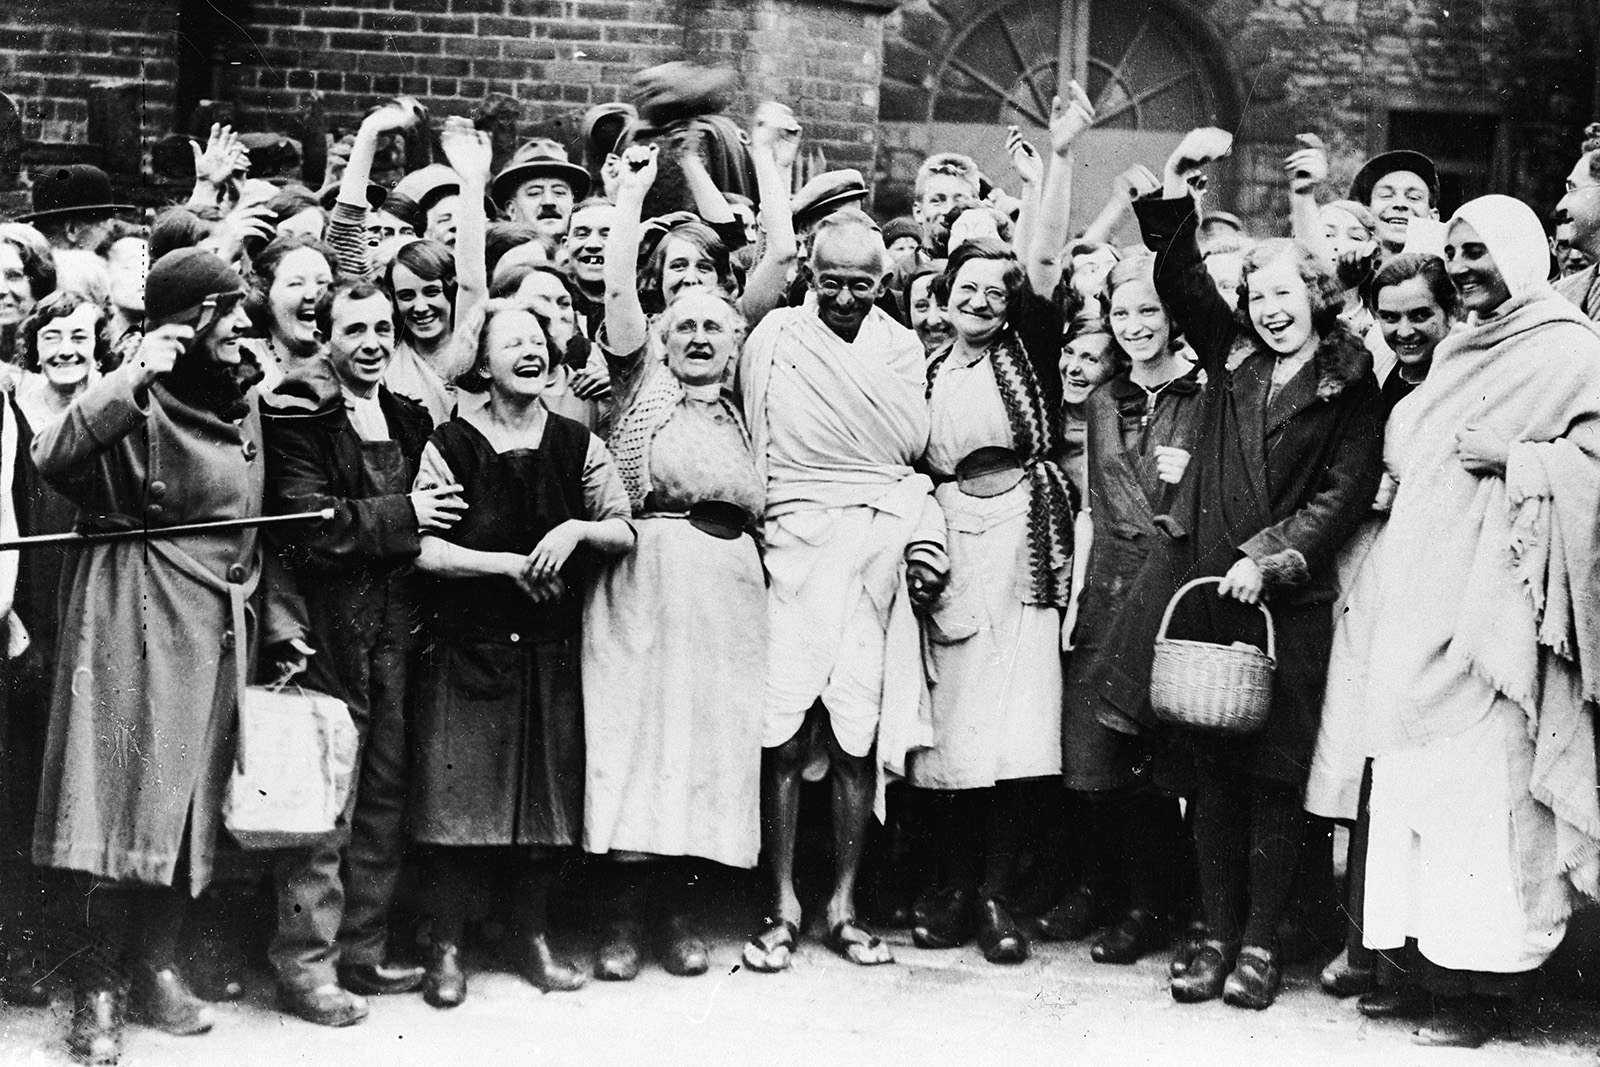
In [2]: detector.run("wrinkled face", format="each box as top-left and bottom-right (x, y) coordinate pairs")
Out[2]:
(659, 235), (720, 303)
(1205, 250), (1243, 307)
(484, 307), (555, 399)
(663, 290), (738, 387)
(365, 210), (414, 249)
(908, 273), (952, 355)
(424, 194), (460, 248)
(1556, 152), (1600, 253)
(34, 303), (99, 391)
(391, 262), (450, 344)
(948, 258), (1010, 347)
(809, 237), (886, 340)
(1375, 275), (1450, 368)
(508, 178), (575, 239)
(198, 299), (252, 367)
(562, 203), (614, 289)
(915, 174), (974, 238)
(1070, 247), (1118, 303)
(1320, 204), (1372, 259)
(1368, 169), (1434, 249)
(276, 206), (326, 242)
(0, 243), (34, 327)
(327, 292), (396, 395)
(267, 247), (333, 350)
(106, 236), (148, 314)
(1107, 278), (1171, 364)
(1445, 220), (1513, 316)
(514, 270), (576, 343)
(948, 209), (999, 253)
(1246, 253), (1316, 355)
(1059, 331), (1115, 406)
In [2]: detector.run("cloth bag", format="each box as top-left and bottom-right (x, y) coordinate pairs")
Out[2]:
(220, 588), (357, 849)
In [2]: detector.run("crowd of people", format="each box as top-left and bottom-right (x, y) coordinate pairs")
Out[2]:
(1, 60), (1599, 1062)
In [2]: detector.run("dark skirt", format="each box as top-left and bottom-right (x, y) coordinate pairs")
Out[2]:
(409, 636), (584, 847)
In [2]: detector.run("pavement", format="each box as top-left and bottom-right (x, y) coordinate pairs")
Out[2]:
(2, 917), (1598, 1067)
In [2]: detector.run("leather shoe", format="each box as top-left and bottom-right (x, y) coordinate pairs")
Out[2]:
(1171, 940), (1235, 1003)
(128, 966), (214, 1035)
(976, 898), (1028, 965)
(655, 916), (709, 978)
(1169, 920), (1209, 978)
(337, 961), (425, 996)
(1222, 945), (1281, 1010)
(68, 987), (122, 1065)
(521, 933), (588, 990)
(1357, 985), (1434, 1020)
(278, 982), (369, 1027)
(595, 919), (643, 981)
(423, 943), (466, 1009)
(1319, 948), (1375, 998)
(1414, 1001), (1504, 1048)
(911, 886), (973, 949)
(1033, 885), (1096, 942)
(1091, 908), (1164, 965)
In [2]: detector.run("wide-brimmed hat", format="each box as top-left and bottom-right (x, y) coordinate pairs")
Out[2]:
(17, 164), (137, 224)
(1348, 150), (1440, 207)
(491, 139), (591, 208)
(792, 169), (868, 230)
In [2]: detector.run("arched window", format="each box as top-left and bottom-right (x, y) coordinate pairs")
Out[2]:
(879, 0), (1238, 232)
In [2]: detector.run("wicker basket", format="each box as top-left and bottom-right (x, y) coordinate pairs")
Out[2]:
(1149, 576), (1276, 735)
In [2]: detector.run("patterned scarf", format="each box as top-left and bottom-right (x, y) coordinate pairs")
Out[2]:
(934, 328), (1076, 607)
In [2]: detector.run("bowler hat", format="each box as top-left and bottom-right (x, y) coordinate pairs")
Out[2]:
(1348, 150), (1440, 207)
(792, 169), (868, 230)
(491, 140), (591, 209)
(17, 164), (136, 224)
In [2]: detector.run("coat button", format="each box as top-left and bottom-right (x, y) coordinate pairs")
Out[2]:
(509, 632), (520, 643)
(226, 564), (247, 583)
(149, 480), (167, 497)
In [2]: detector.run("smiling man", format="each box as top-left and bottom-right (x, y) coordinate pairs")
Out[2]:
(560, 197), (616, 338)
(1347, 150), (1440, 258)
(492, 139), (591, 242)
(261, 279), (453, 1028)
(1553, 123), (1600, 319)
(737, 209), (948, 973)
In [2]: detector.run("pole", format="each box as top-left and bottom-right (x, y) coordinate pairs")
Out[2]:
(0, 508), (336, 552)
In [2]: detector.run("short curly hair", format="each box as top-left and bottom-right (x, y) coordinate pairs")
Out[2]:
(1236, 238), (1346, 339)
(19, 289), (109, 374)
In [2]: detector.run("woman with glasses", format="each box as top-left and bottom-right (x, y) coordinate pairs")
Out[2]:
(574, 138), (773, 980)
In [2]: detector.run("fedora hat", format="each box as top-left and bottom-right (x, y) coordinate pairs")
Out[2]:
(1348, 150), (1440, 207)
(491, 139), (591, 209)
(17, 164), (136, 224)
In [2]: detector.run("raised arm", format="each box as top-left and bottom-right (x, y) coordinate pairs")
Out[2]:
(186, 123), (248, 212)
(1004, 126), (1044, 260)
(329, 100), (421, 280)
(1285, 133), (1335, 266)
(603, 144), (661, 357)
(674, 126), (737, 225)
(738, 102), (802, 330)
(437, 117), (493, 381)
(1027, 82), (1096, 297)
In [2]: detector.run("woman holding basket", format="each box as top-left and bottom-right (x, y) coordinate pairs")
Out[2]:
(1089, 129), (1384, 1010)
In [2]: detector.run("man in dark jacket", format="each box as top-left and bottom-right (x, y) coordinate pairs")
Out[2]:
(262, 279), (462, 1026)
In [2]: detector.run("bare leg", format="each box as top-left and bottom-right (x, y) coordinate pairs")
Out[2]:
(760, 726), (808, 930)
(820, 712), (893, 964)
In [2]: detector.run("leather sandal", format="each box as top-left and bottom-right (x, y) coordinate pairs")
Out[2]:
(1222, 945), (1282, 1010)
(423, 943), (466, 1009)
(741, 918), (799, 974)
(1170, 939), (1236, 1003)
(827, 919), (894, 966)
(1091, 908), (1164, 965)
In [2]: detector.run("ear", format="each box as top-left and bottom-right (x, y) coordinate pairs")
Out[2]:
(911, 202), (925, 224)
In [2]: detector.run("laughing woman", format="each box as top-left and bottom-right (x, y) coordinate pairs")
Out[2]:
(1357, 196), (1600, 1048)
(408, 299), (634, 1008)
(1089, 130), (1384, 1010)
(244, 235), (338, 390)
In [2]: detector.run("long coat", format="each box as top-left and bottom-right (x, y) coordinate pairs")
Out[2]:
(30, 371), (306, 892)
(1090, 197), (1384, 786)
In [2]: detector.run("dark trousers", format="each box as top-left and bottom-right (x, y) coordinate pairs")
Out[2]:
(270, 578), (415, 991)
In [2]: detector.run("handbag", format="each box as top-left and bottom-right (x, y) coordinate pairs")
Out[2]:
(222, 625), (358, 850)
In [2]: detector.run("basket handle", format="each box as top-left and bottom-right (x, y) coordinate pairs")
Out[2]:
(1154, 576), (1276, 661)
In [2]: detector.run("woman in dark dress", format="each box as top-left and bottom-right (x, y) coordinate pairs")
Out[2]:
(1090, 133), (1384, 1010)
(1059, 254), (1205, 966)
(409, 299), (633, 1008)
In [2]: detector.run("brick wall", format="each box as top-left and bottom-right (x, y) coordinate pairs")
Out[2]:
(0, 0), (177, 154)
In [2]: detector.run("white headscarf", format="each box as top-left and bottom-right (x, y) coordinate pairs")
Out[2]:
(1447, 194), (1551, 303)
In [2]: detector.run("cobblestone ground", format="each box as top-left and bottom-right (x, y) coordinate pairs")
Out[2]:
(2, 917), (1598, 1067)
